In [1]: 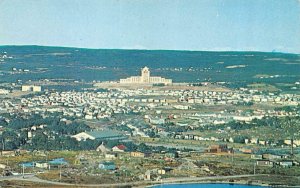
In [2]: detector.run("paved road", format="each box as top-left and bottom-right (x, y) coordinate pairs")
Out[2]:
(0, 174), (268, 187)
(0, 174), (34, 180)
(0, 174), (72, 186)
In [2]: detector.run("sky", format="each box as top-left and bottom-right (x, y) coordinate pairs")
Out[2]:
(0, 0), (300, 53)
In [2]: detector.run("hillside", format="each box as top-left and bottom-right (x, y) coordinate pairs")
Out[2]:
(0, 45), (299, 90)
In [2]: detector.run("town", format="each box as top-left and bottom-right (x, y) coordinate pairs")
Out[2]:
(0, 67), (300, 186)
(1, 0), (300, 186)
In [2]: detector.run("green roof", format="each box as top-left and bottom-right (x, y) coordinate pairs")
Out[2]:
(86, 130), (124, 140)
(100, 161), (115, 165)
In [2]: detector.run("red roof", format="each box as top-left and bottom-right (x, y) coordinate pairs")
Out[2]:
(116, 144), (126, 150)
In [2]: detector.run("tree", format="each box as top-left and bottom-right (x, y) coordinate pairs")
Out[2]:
(63, 137), (79, 150)
(32, 131), (48, 150)
(19, 131), (28, 145)
(137, 143), (150, 152)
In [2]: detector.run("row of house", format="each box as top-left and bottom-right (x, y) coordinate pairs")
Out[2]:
(172, 132), (300, 148)
(177, 89), (299, 106)
(256, 160), (298, 168)
(19, 158), (69, 169)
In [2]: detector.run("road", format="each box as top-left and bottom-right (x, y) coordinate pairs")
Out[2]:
(0, 174), (269, 187)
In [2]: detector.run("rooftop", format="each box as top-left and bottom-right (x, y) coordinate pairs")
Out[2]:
(86, 130), (125, 140)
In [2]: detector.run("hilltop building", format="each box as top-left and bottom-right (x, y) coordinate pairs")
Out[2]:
(120, 67), (172, 85)
(21, 85), (42, 92)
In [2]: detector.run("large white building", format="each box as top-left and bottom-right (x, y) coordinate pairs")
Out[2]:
(71, 130), (126, 141)
(120, 67), (172, 84)
(21, 85), (42, 92)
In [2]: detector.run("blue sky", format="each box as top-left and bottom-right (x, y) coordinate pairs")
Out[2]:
(0, 0), (300, 53)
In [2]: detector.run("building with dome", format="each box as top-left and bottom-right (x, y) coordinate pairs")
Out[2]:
(120, 67), (172, 85)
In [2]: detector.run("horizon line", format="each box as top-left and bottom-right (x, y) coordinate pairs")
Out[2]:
(0, 44), (299, 55)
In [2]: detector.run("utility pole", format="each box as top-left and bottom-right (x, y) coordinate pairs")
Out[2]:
(291, 136), (294, 157)
(2, 138), (5, 153)
(32, 151), (35, 170)
(231, 148), (234, 165)
(286, 118), (295, 158)
(59, 165), (62, 181)
(22, 164), (25, 178)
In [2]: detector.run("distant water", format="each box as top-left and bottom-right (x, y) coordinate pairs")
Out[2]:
(151, 183), (268, 188)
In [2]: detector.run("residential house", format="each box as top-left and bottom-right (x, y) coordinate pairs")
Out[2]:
(48, 158), (68, 169)
(263, 154), (282, 160)
(105, 153), (118, 159)
(74, 158), (89, 166)
(96, 142), (110, 154)
(144, 170), (151, 180)
(250, 138), (258, 144)
(112, 144), (126, 152)
(251, 154), (263, 160)
(258, 140), (267, 146)
(35, 161), (48, 168)
(157, 169), (166, 175)
(19, 162), (35, 168)
(130, 151), (146, 158)
(279, 161), (293, 167)
(0, 164), (6, 169)
(99, 161), (116, 170)
(149, 117), (166, 125)
(206, 144), (231, 153)
(256, 160), (274, 167)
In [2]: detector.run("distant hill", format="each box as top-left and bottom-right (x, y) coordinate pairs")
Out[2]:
(0, 45), (299, 89)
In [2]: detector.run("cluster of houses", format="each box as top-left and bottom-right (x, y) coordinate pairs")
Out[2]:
(178, 89), (299, 106)
(203, 144), (299, 168)
(187, 109), (298, 125)
(18, 157), (118, 172)
(0, 140), (298, 180)
(173, 132), (300, 147)
(1, 86), (299, 119)
(69, 143), (159, 172)
(252, 154), (299, 168)
(19, 158), (69, 169)
(204, 144), (299, 169)
(15, 142), (130, 172)
(16, 91), (146, 119)
(0, 88), (299, 148)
